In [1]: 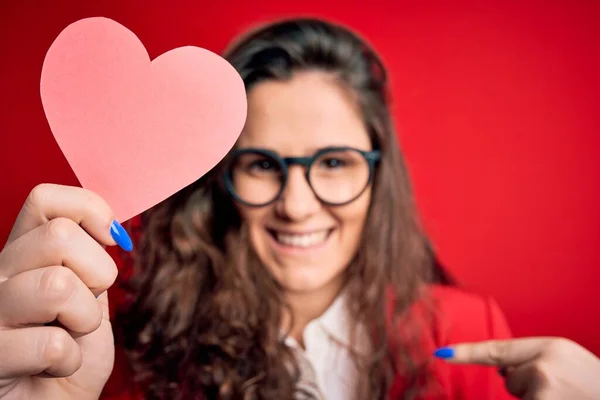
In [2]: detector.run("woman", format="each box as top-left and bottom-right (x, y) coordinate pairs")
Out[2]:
(0, 17), (598, 400)
(109, 17), (509, 399)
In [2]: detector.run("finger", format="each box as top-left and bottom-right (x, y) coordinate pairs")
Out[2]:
(435, 337), (554, 366)
(0, 326), (82, 378)
(0, 218), (118, 295)
(97, 291), (110, 322)
(5, 183), (130, 250)
(498, 365), (516, 379)
(504, 362), (542, 398)
(0, 266), (102, 334)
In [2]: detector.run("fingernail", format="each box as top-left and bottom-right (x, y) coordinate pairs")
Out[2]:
(110, 220), (133, 251)
(434, 347), (455, 359)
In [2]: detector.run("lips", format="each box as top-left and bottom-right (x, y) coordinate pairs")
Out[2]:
(267, 228), (333, 248)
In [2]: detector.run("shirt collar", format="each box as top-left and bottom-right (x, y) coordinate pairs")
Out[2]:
(285, 290), (370, 355)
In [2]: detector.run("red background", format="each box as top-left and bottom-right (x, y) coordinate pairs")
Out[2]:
(1, 1), (599, 355)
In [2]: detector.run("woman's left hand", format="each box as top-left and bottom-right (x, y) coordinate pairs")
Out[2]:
(435, 337), (600, 399)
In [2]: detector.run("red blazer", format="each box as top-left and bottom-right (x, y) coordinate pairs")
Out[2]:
(101, 285), (515, 399)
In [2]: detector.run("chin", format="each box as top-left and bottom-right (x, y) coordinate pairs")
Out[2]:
(281, 279), (328, 294)
(272, 264), (345, 295)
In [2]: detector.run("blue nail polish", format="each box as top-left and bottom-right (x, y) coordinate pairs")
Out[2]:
(110, 220), (133, 251)
(434, 347), (455, 359)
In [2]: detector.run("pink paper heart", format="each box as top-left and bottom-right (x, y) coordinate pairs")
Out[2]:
(40, 17), (247, 222)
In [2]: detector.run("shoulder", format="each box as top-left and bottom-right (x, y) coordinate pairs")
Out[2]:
(385, 284), (512, 346)
(426, 284), (512, 343)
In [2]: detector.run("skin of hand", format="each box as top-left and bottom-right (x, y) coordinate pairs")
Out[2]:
(435, 336), (600, 400)
(0, 184), (130, 400)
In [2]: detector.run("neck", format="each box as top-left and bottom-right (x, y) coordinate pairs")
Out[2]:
(282, 275), (346, 346)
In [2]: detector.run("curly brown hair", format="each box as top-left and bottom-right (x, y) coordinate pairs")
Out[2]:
(117, 17), (454, 400)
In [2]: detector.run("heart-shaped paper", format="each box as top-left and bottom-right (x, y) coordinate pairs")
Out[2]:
(41, 17), (247, 222)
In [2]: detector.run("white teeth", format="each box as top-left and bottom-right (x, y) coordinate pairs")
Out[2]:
(275, 230), (329, 247)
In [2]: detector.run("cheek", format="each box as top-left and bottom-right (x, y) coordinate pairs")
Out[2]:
(237, 205), (269, 248)
(334, 190), (372, 244)
(237, 202), (266, 224)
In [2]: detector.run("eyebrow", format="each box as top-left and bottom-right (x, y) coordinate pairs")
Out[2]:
(234, 145), (372, 155)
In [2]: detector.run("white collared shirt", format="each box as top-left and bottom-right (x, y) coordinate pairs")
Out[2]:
(284, 292), (370, 400)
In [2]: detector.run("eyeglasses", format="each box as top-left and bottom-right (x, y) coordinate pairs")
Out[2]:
(223, 146), (381, 207)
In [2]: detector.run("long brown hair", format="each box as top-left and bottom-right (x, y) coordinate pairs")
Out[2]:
(117, 17), (453, 399)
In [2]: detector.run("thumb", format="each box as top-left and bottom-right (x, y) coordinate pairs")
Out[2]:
(434, 337), (553, 366)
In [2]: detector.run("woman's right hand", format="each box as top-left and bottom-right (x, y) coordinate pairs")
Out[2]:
(0, 184), (131, 400)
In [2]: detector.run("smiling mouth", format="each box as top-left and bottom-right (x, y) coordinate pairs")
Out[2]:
(267, 228), (333, 248)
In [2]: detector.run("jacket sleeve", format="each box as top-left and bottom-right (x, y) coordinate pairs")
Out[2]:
(388, 285), (517, 399)
(430, 287), (516, 399)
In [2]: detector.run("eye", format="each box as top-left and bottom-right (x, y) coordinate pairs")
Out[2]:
(249, 158), (277, 171)
(320, 157), (346, 168)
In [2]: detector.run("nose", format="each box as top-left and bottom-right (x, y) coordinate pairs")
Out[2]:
(275, 166), (321, 220)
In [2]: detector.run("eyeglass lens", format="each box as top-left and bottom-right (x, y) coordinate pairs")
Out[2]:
(228, 148), (372, 205)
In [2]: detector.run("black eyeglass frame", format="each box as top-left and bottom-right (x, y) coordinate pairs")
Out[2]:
(223, 146), (381, 207)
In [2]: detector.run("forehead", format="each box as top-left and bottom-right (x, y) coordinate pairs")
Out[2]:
(237, 71), (371, 155)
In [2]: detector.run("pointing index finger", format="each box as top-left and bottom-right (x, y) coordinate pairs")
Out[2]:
(435, 337), (553, 367)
